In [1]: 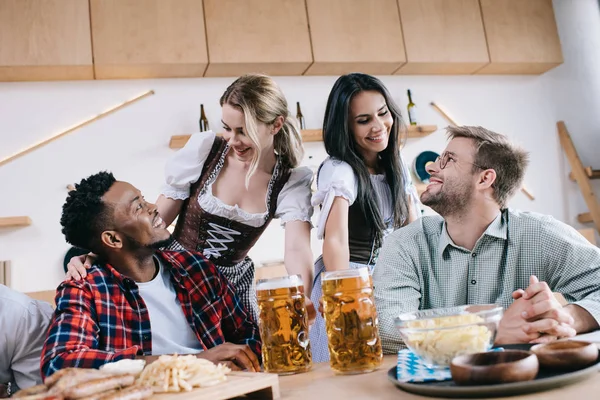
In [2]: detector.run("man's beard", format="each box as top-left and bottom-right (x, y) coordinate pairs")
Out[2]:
(421, 178), (474, 217)
(123, 234), (175, 252)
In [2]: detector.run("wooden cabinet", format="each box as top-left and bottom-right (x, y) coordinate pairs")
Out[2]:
(304, 0), (406, 76)
(90, 0), (208, 79)
(395, 0), (489, 74)
(203, 0), (312, 77)
(0, 0), (93, 82)
(0, 0), (565, 81)
(477, 0), (563, 74)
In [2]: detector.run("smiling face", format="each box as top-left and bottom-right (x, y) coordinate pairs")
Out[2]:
(349, 90), (393, 163)
(421, 137), (482, 216)
(100, 181), (172, 253)
(220, 103), (276, 163)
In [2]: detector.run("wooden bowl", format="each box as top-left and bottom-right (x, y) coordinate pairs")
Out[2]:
(531, 340), (598, 371)
(450, 350), (539, 386)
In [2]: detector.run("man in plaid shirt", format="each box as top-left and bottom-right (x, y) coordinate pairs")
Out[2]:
(41, 172), (261, 378)
(374, 126), (600, 353)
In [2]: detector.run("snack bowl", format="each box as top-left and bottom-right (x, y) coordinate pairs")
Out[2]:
(450, 350), (539, 385)
(531, 340), (598, 371)
(395, 304), (503, 368)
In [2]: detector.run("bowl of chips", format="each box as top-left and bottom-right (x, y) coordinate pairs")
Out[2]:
(395, 305), (503, 368)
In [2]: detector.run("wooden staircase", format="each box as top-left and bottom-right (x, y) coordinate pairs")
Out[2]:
(557, 121), (600, 235)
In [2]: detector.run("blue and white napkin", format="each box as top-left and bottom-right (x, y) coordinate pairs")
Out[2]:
(396, 348), (505, 383)
(396, 349), (452, 383)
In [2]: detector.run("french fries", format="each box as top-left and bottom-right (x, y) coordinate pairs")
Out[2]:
(137, 355), (231, 393)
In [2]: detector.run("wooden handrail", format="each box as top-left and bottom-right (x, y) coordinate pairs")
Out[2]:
(430, 101), (535, 201)
(0, 90), (155, 168)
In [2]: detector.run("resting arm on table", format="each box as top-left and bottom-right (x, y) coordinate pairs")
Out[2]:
(200, 270), (261, 371)
(540, 221), (600, 334)
(498, 221), (600, 344)
(135, 281), (262, 373)
(372, 235), (422, 354)
(41, 282), (141, 379)
(524, 222), (600, 338)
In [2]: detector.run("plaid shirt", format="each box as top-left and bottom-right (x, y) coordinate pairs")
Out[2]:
(373, 209), (600, 354)
(41, 250), (261, 378)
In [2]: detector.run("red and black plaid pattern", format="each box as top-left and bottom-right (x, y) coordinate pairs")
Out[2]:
(41, 250), (260, 378)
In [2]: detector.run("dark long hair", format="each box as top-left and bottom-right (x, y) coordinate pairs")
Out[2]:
(322, 73), (410, 242)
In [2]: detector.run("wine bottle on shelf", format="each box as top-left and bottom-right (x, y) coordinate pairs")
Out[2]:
(406, 90), (417, 126)
(199, 104), (209, 132)
(296, 102), (306, 130)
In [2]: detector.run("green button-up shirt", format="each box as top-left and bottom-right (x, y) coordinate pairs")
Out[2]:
(373, 208), (600, 354)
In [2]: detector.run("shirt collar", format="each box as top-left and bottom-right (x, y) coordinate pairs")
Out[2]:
(485, 210), (508, 240)
(438, 210), (507, 254)
(155, 251), (187, 285)
(97, 252), (180, 289)
(95, 261), (132, 290)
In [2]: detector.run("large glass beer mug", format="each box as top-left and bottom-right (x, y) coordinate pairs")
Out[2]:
(322, 268), (383, 374)
(256, 275), (312, 375)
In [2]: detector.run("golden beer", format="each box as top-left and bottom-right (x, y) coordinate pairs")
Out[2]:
(322, 268), (383, 374)
(256, 275), (312, 375)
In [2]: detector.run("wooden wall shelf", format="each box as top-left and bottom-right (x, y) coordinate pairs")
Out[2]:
(169, 125), (438, 149)
(407, 125), (438, 137)
(0, 216), (32, 228)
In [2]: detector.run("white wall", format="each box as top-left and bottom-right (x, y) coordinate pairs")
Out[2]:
(545, 0), (600, 231)
(0, 0), (597, 292)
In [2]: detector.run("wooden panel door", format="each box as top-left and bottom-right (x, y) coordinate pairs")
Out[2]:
(203, 0), (313, 77)
(90, 0), (208, 79)
(304, 0), (406, 76)
(0, 0), (93, 81)
(477, 0), (563, 74)
(396, 0), (489, 74)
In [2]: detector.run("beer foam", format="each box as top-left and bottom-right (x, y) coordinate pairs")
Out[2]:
(256, 275), (303, 290)
(322, 267), (370, 281)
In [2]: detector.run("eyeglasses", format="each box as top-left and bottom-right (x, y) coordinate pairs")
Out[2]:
(435, 152), (487, 170)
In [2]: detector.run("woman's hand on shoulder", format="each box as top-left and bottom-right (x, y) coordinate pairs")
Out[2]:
(65, 253), (96, 280)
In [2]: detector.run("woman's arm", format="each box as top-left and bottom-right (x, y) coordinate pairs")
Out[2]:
(156, 195), (184, 226)
(322, 197), (350, 273)
(407, 193), (420, 224)
(284, 220), (314, 296)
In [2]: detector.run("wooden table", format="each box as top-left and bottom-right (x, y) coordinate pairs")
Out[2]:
(278, 355), (600, 399)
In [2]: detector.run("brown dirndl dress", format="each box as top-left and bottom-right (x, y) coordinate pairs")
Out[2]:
(168, 137), (291, 320)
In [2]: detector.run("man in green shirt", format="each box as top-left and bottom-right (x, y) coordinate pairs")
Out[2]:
(374, 125), (600, 354)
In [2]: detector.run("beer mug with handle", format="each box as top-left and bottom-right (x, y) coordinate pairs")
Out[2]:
(256, 274), (312, 375)
(322, 267), (383, 374)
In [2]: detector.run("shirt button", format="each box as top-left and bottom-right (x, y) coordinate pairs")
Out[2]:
(471, 253), (477, 257)
(471, 279), (477, 285)
(143, 335), (150, 340)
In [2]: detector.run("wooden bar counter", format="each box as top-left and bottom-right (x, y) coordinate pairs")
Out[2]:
(277, 355), (600, 399)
